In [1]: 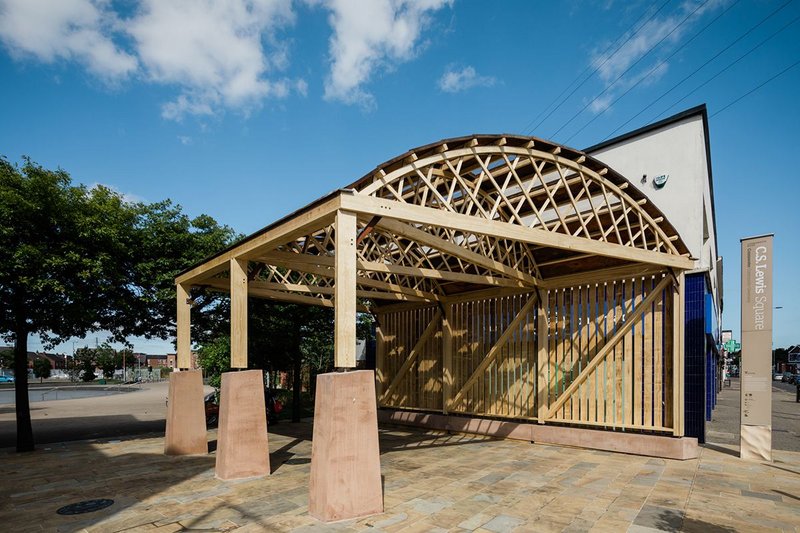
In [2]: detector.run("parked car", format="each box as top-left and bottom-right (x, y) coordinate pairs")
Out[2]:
(782, 372), (795, 383)
(0, 375), (14, 384)
(774, 372), (784, 381)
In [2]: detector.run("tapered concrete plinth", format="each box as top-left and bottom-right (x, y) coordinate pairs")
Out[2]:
(164, 370), (207, 455)
(215, 369), (270, 480)
(309, 370), (383, 522)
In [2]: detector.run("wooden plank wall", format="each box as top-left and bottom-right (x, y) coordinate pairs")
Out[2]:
(378, 306), (443, 411)
(376, 272), (674, 433)
(543, 274), (673, 432)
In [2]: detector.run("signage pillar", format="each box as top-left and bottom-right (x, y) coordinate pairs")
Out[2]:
(740, 234), (773, 461)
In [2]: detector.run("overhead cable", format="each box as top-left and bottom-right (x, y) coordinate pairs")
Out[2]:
(564, 0), (741, 144)
(603, 0), (794, 139)
(550, 0), (712, 139)
(520, 0), (672, 135)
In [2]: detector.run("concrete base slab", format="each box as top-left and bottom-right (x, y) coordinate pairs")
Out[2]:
(215, 370), (270, 480)
(379, 409), (700, 460)
(309, 370), (383, 522)
(164, 370), (207, 455)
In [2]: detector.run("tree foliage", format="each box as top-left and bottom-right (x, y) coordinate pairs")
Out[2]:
(32, 357), (51, 382)
(0, 156), (235, 451)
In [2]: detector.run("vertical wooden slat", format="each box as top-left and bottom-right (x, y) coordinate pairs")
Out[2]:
(375, 314), (386, 401)
(537, 297), (549, 423)
(644, 277), (654, 427)
(587, 284), (597, 423)
(230, 258), (248, 369)
(176, 283), (191, 369)
(443, 303), (453, 414)
(654, 281), (664, 427)
(614, 281), (623, 426)
(673, 272), (685, 436)
(632, 278), (644, 426)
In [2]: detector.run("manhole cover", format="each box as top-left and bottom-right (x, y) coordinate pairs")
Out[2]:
(284, 457), (311, 465)
(57, 499), (114, 515)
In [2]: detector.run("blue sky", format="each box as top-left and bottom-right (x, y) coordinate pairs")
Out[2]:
(1, 0), (798, 354)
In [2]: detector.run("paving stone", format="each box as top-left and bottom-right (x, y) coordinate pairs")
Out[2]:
(481, 514), (525, 532)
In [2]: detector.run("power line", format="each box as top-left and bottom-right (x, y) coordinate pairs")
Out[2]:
(565, 0), (739, 144)
(521, 0), (672, 135)
(650, 10), (800, 122)
(711, 57), (800, 117)
(550, 0), (712, 139)
(602, 0), (794, 140)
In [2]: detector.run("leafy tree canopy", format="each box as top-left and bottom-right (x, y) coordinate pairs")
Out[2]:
(0, 156), (236, 451)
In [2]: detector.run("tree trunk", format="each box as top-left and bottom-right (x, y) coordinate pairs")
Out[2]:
(291, 350), (302, 423)
(14, 327), (34, 452)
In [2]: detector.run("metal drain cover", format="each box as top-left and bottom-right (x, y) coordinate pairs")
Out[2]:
(57, 499), (114, 515)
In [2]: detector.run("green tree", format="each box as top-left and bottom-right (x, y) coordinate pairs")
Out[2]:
(95, 344), (116, 379)
(32, 357), (51, 383)
(114, 348), (136, 371)
(75, 347), (96, 382)
(0, 157), (235, 451)
(197, 335), (231, 389)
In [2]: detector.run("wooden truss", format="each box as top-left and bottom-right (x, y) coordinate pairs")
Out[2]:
(176, 134), (693, 377)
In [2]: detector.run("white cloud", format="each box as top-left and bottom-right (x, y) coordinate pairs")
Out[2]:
(128, 0), (304, 120)
(177, 135), (193, 145)
(319, 0), (452, 108)
(438, 65), (496, 93)
(89, 183), (145, 204)
(0, 0), (137, 79)
(587, 0), (728, 113)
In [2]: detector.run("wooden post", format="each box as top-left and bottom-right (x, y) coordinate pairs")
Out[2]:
(442, 303), (453, 414)
(375, 313), (386, 402)
(230, 258), (248, 369)
(672, 272), (685, 437)
(176, 283), (191, 369)
(536, 296), (548, 423)
(335, 210), (357, 368)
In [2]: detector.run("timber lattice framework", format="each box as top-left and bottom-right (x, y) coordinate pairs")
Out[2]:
(176, 134), (693, 437)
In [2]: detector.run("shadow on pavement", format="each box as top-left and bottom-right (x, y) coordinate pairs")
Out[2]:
(0, 414), (165, 449)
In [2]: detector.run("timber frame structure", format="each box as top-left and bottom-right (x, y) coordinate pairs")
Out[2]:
(176, 133), (696, 438)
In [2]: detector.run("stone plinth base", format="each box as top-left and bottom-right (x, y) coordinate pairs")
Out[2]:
(215, 370), (270, 480)
(379, 409), (700, 460)
(164, 370), (207, 455)
(309, 370), (383, 522)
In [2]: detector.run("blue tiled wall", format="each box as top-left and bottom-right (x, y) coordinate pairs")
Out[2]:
(684, 273), (706, 443)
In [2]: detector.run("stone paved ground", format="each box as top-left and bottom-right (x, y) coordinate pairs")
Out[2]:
(1, 420), (799, 532)
(706, 378), (800, 452)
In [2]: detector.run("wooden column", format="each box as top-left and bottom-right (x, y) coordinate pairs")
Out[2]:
(375, 313), (386, 401)
(230, 258), (248, 369)
(335, 210), (357, 368)
(176, 283), (191, 369)
(672, 272), (685, 437)
(442, 303), (453, 414)
(536, 298), (548, 423)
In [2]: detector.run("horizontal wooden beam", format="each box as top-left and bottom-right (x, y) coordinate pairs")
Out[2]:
(340, 193), (694, 270)
(540, 263), (668, 290)
(201, 280), (370, 312)
(254, 257), (440, 300)
(203, 278), (430, 303)
(176, 195), (340, 285)
(259, 250), (527, 289)
(373, 217), (539, 287)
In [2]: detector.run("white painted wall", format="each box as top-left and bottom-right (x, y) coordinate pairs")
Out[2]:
(587, 113), (720, 309)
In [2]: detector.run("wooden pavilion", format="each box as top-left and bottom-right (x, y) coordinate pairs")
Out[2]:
(167, 133), (699, 521)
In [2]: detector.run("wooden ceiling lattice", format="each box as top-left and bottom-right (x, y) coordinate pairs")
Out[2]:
(183, 135), (692, 311)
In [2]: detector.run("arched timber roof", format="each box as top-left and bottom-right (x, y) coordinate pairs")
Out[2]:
(178, 134), (693, 309)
